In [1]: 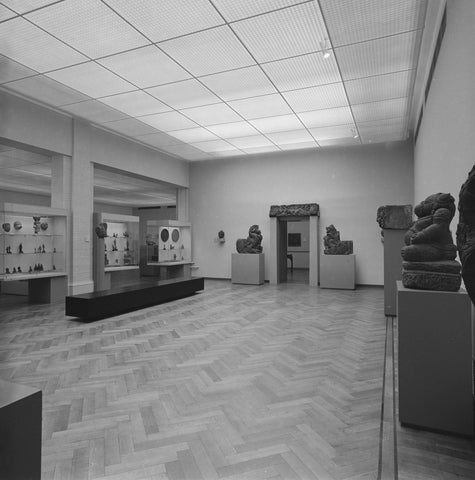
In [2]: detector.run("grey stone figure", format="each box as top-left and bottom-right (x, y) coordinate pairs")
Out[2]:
(323, 225), (353, 255)
(401, 192), (461, 291)
(95, 222), (108, 238)
(236, 225), (263, 253)
(456, 165), (475, 304)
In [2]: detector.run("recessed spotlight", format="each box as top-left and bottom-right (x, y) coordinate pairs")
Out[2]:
(320, 39), (332, 59)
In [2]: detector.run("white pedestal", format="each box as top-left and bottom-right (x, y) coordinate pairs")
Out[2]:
(320, 254), (355, 290)
(397, 282), (473, 436)
(232, 253), (264, 285)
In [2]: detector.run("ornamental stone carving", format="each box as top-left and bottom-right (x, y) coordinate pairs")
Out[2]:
(376, 204), (413, 230)
(269, 203), (319, 217)
(323, 224), (353, 255)
(456, 166), (475, 304)
(236, 225), (263, 254)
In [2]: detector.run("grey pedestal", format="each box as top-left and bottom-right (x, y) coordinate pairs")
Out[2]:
(383, 229), (406, 316)
(397, 282), (473, 436)
(320, 254), (355, 289)
(29, 275), (68, 303)
(232, 253), (264, 285)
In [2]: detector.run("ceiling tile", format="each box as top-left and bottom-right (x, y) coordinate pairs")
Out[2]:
(212, 0), (307, 22)
(320, 0), (425, 47)
(199, 65), (276, 101)
(146, 79), (220, 110)
(160, 25), (255, 76)
(282, 82), (348, 112)
(262, 52), (341, 91)
(352, 97), (408, 123)
(228, 135), (274, 149)
(228, 94), (292, 120)
(139, 111), (198, 131)
(345, 70), (412, 104)
(61, 100), (128, 123)
(232, 2), (327, 63)
(298, 106), (354, 128)
(337, 31), (419, 81)
(250, 114), (303, 133)
(242, 145), (281, 155)
(101, 117), (159, 136)
(207, 121), (259, 139)
(167, 127), (219, 143)
(46, 62), (135, 98)
(134, 132), (183, 147)
(98, 45), (191, 88)
(191, 139), (238, 153)
(0, 17), (88, 72)
(0, 55), (37, 84)
(160, 143), (212, 160)
(0, 4), (16, 20)
(318, 137), (360, 147)
(266, 129), (314, 145)
(180, 103), (242, 126)
(0, 1), (59, 14)
(103, 0), (225, 42)
(4, 75), (90, 106)
(309, 124), (356, 141)
(26, 0), (149, 59)
(209, 150), (244, 158)
(358, 117), (407, 143)
(279, 140), (319, 150)
(99, 90), (171, 117)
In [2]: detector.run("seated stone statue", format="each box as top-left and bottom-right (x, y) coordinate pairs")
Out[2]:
(236, 225), (263, 254)
(323, 224), (353, 255)
(402, 193), (461, 291)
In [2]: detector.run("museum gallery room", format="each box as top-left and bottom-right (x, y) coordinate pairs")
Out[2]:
(1, 0), (475, 479)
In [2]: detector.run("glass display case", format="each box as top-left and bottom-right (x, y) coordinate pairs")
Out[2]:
(0, 203), (68, 281)
(146, 220), (191, 265)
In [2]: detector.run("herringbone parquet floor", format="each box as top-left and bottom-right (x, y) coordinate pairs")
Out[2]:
(0, 280), (474, 480)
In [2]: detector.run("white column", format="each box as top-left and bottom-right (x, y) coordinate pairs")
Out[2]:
(309, 215), (319, 287)
(269, 217), (278, 284)
(176, 187), (189, 222)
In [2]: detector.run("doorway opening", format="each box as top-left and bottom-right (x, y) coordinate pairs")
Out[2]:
(285, 218), (310, 284)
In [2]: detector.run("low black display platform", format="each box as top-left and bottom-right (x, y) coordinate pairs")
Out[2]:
(65, 276), (204, 320)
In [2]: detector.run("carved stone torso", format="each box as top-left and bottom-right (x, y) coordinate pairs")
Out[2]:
(236, 225), (263, 254)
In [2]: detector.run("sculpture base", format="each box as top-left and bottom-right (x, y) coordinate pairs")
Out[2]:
(320, 254), (355, 290)
(231, 253), (265, 285)
(402, 260), (462, 291)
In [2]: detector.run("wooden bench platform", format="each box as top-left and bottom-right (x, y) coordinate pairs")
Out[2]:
(65, 276), (204, 320)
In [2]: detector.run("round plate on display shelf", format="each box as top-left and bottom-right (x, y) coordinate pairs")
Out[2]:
(171, 228), (180, 242)
(160, 228), (169, 242)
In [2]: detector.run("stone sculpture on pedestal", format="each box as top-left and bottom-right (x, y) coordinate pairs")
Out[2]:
(456, 166), (475, 304)
(323, 225), (353, 255)
(236, 225), (263, 253)
(401, 193), (461, 291)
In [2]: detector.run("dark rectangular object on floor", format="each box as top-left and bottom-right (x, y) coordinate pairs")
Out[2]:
(65, 276), (204, 320)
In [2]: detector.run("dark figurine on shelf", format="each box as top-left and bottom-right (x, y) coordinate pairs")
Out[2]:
(13, 267), (17, 273)
(402, 192), (461, 291)
(115, 259), (119, 264)
(18, 243), (23, 254)
(323, 225), (353, 255)
(34, 247), (37, 253)
(5, 268), (10, 274)
(40, 222), (48, 231)
(105, 253), (109, 266)
(42, 244), (46, 253)
(53, 265), (56, 270)
(29, 266), (32, 273)
(53, 247), (56, 253)
(123, 231), (129, 237)
(2, 222), (11, 232)
(236, 225), (263, 254)
(95, 222), (108, 239)
(18, 266), (21, 273)
(33, 216), (41, 234)
(125, 239), (129, 251)
(173, 254), (177, 260)
(6, 246), (11, 254)
(112, 239), (118, 251)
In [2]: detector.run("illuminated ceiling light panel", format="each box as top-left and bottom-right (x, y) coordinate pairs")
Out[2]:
(344, 70), (412, 105)
(134, 132), (183, 147)
(199, 65), (277, 101)
(309, 124), (356, 141)
(232, 2), (327, 63)
(279, 141), (319, 150)
(146, 79), (220, 110)
(250, 114), (303, 134)
(228, 135), (274, 149)
(320, 0), (423, 47)
(61, 100), (128, 123)
(46, 62), (135, 98)
(26, 0), (149, 59)
(101, 117), (159, 137)
(228, 94), (292, 120)
(103, 0), (225, 42)
(139, 110), (198, 131)
(0, 17), (87, 72)
(337, 30), (418, 81)
(1, 0), (59, 14)
(242, 145), (281, 155)
(266, 129), (314, 145)
(0, 4), (15, 21)
(298, 106), (354, 129)
(282, 82), (348, 112)
(5, 75), (90, 106)
(180, 103), (242, 126)
(207, 121), (258, 139)
(98, 45), (191, 89)
(212, 0), (307, 22)
(99, 90), (171, 117)
(318, 137), (360, 147)
(262, 52), (341, 92)
(167, 127), (219, 143)
(352, 97), (408, 123)
(191, 139), (238, 153)
(160, 25), (255, 77)
(0, 55), (37, 84)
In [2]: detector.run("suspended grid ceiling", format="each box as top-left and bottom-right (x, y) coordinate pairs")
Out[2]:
(0, 0), (427, 161)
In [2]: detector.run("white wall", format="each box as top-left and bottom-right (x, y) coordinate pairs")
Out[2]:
(414, 0), (475, 226)
(190, 141), (413, 285)
(0, 189), (50, 206)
